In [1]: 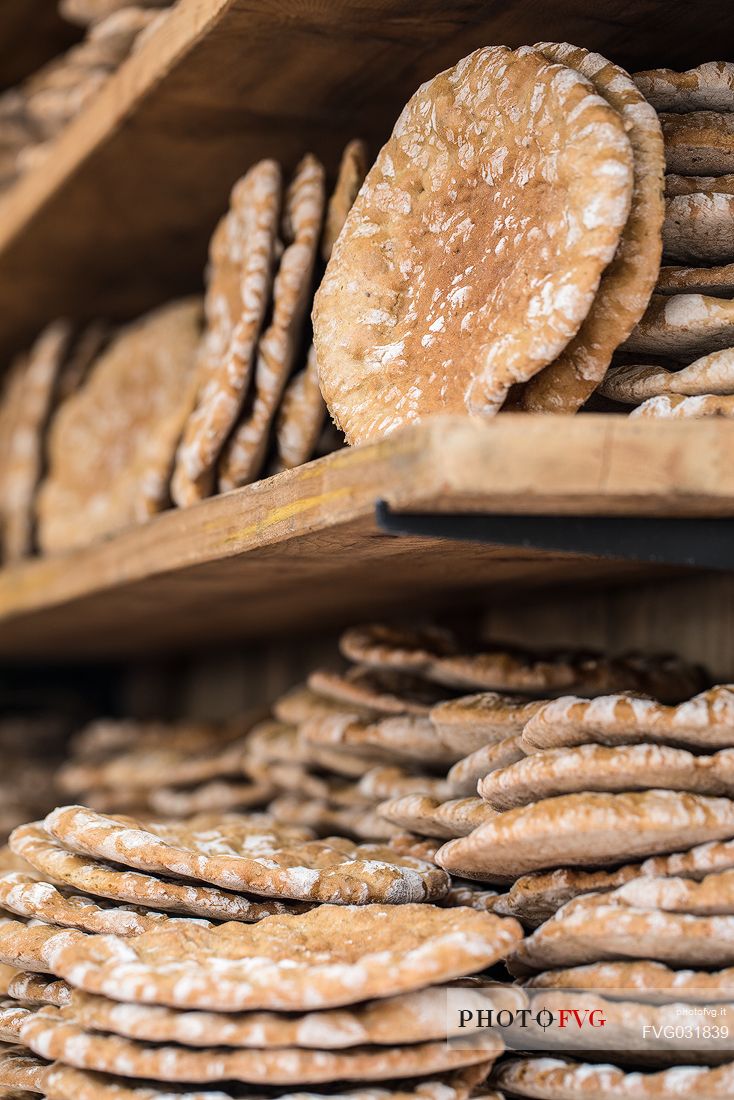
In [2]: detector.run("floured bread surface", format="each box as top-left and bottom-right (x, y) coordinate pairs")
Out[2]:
(661, 111), (734, 175)
(0, 1044), (48, 1094)
(68, 983), (490, 1049)
(635, 62), (734, 113)
(378, 794), (496, 839)
(0, 916), (81, 974)
(435, 791), (734, 882)
(624, 293), (734, 359)
(218, 155), (325, 491)
(10, 822), (302, 923)
(1, 321), (70, 563)
(666, 173), (734, 196)
(38, 300), (202, 553)
(42, 1064), (496, 1100)
(274, 141), (367, 473)
(343, 626), (700, 702)
(300, 712), (457, 766)
(479, 743), (734, 810)
(492, 864), (639, 927)
(0, 871), (187, 936)
(663, 192), (734, 263)
(600, 351), (734, 402)
(447, 735), (526, 797)
(309, 666), (446, 717)
(657, 260), (734, 296)
(521, 43), (664, 412)
(632, 393), (734, 418)
(521, 688), (734, 753)
(7, 971), (71, 1007)
(22, 1006), (498, 1085)
(509, 894), (734, 971)
(431, 695), (544, 755)
(494, 1055), (734, 1100)
(358, 766), (452, 803)
(526, 959), (734, 1002)
(49, 903), (522, 1011)
(612, 866), (734, 915)
(322, 139), (369, 262)
(172, 161), (281, 505)
(273, 345), (326, 471)
(313, 45), (633, 441)
(43, 806), (449, 904)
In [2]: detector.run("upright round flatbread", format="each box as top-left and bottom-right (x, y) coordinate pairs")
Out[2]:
(313, 45), (633, 441)
(520, 43), (664, 412)
(172, 160), (281, 505)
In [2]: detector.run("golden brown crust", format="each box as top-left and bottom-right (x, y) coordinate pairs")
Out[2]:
(521, 43), (664, 412)
(49, 904), (523, 1011)
(314, 46), (632, 439)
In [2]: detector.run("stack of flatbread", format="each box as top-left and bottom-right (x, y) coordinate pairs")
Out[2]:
(36, 298), (201, 555)
(0, 5), (171, 191)
(597, 62), (734, 420)
(171, 140), (364, 507)
(314, 43), (665, 428)
(424, 680), (734, 1088)
(0, 799), (521, 1098)
(55, 714), (275, 818)
(259, 621), (703, 861)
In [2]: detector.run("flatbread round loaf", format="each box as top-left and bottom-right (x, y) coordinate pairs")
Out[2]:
(38, 299), (202, 552)
(7, 971), (71, 1007)
(600, 351), (734, 403)
(663, 192), (734, 263)
(378, 794), (496, 839)
(509, 895), (734, 971)
(44, 806), (448, 904)
(48, 904), (522, 1011)
(0, 1044), (48, 1094)
(172, 160), (281, 505)
(492, 864), (639, 927)
(478, 743), (734, 810)
(10, 822), (302, 923)
(661, 111), (734, 175)
(521, 688), (734, 754)
(656, 261), (734, 297)
(526, 959), (734, 1002)
(520, 43), (663, 412)
(0, 871), (188, 936)
(493, 1055), (734, 1100)
(635, 62), (734, 113)
(666, 173), (734, 196)
(68, 983), (504, 1048)
(313, 45), (632, 440)
(623, 293), (734, 359)
(447, 736), (526, 797)
(218, 154), (325, 491)
(42, 1063), (495, 1100)
(631, 393), (734, 418)
(435, 791), (734, 883)
(21, 1006), (498, 1085)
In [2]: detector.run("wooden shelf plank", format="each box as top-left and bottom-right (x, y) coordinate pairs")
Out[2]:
(0, 2), (79, 91)
(2, 416), (733, 661)
(0, 0), (733, 361)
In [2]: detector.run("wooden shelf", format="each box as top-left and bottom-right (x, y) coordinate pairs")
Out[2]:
(0, 0), (733, 362)
(3, 416), (734, 661)
(0, 2), (79, 91)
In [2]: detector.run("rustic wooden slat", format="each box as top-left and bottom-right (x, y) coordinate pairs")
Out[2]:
(0, 0), (732, 361)
(1, 417), (731, 660)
